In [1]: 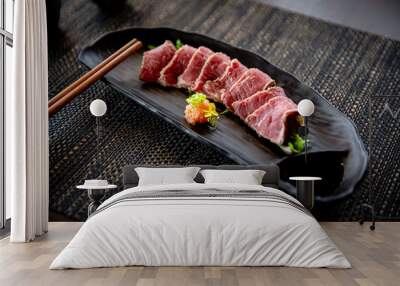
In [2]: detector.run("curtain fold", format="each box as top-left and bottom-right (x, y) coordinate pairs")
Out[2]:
(6, 0), (49, 242)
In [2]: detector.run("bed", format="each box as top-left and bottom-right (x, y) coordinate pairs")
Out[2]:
(50, 164), (350, 269)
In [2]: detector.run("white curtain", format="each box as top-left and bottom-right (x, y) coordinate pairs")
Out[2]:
(6, 0), (49, 242)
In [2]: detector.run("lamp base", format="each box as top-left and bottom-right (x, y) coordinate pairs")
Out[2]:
(359, 203), (376, 231)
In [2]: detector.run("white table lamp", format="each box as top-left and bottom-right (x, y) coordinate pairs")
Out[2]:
(90, 99), (107, 178)
(298, 99), (315, 165)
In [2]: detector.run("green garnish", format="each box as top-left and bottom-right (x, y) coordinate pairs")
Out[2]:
(186, 93), (207, 107)
(203, 102), (219, 120)
(175, 39), (183, 49)
(220, 109), (230, 115)
(207, 116), (218, 127)
(185, 93), (220, 127)
(287, 134), (305, 153)
(278, 134), (305, 154)
(148, 39), (182, 50)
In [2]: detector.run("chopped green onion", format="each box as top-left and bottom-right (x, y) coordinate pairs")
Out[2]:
(186, 93), (207, 107)
(147, 44), (156, 50)
(204, 103), (219, 120)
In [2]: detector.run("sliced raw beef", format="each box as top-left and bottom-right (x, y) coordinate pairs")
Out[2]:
(192, 53), (231, 93)
(139, 41), (176, 82)
(232, 86), (286, 120)
(246, 96), (298, 145)
(203, 59), (248, 102)
(177, 47), (213, 89)
(158, 45), (197, 87)
(221, 68), (275, 109)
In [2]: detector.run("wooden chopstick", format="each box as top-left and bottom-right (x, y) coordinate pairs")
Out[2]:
(48, 38), (139, 108)
(48, 39), (143, 116)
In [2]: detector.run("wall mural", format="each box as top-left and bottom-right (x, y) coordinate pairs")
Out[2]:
(48, 0), (400, 222)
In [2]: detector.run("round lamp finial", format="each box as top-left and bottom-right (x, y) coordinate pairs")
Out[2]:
(298, 99), (315, 117)
(90, 99), (107, 117)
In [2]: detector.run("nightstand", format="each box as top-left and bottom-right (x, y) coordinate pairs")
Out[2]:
(289, 177), (322, 210)
(76, 184), (117, 217)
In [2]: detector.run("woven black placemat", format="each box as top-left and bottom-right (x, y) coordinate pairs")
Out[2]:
(48, 0), (400, 221)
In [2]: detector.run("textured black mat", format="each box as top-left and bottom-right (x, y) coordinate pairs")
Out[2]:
(48, 0), (400, 221)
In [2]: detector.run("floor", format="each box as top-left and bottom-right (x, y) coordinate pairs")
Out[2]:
(259, 0), (400, 41)
(0, 222), (399, 286)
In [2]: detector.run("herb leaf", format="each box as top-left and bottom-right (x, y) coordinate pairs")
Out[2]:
(279, 134), (305, 154)
(175, 39), (183, 49)
(147, 44), (156, 50)
(149, 39), (182, 50)
(186, 93), (207, 107)
(289, 134), (305, 153)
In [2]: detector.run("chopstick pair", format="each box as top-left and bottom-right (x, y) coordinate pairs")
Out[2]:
(48, 38), (143, 116)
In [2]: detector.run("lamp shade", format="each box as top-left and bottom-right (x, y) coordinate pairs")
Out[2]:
(298, 99), (315, 117)
(90, 99), (107, 117)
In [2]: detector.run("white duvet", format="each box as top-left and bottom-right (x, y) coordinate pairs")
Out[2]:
(50, 183), (350, 269)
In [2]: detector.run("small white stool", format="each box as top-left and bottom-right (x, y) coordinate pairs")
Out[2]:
(76, 184), (117, 217)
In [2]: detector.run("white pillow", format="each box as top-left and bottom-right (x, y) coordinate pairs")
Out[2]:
(200, 169), (266, 185)
(135, 167), (200, 186)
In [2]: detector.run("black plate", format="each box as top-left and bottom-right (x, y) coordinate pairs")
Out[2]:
(79, 27), (368, 203)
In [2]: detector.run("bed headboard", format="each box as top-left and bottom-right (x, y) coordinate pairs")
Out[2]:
(123, 164), (280, 189)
